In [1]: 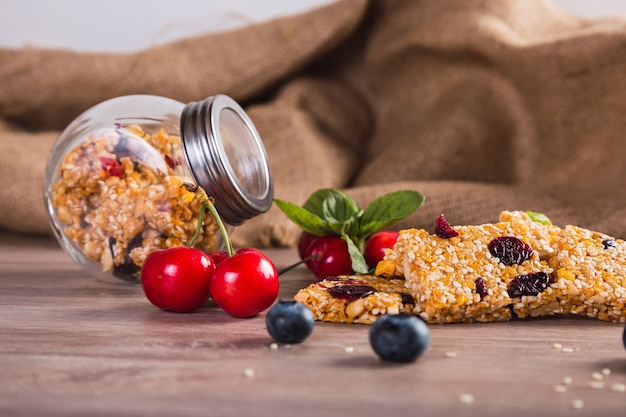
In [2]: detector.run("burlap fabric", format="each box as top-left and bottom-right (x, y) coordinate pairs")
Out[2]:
(1, 0), (626, 248)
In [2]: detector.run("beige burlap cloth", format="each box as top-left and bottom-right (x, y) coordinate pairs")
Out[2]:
(2, 0), (626, 247)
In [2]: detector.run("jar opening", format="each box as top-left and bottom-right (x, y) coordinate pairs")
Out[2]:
(181, 95), (273, 225)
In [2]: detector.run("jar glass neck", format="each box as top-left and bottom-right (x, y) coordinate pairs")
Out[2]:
(180, 95), (273, 225)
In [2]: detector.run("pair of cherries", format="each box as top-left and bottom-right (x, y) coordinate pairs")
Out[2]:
(141, 246), (278, 317)
(141, 184), (278, 317)
(298, 230), (400, 279)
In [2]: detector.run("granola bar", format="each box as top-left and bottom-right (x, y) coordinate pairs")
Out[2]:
(549, 225), (626, 322)
(51, 124), (218, 281)
(295, 211), (626, 324)
(294, 276), (415, 324)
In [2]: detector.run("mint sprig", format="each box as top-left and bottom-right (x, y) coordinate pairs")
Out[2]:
(274, 188), (425, 274)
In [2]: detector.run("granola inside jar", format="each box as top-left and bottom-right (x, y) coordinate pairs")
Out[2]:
(44, 95), (273, 283)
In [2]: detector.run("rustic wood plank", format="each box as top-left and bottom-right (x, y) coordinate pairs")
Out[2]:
(0, 232), (625, 416)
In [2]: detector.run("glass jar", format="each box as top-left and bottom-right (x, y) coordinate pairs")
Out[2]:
(43, 94), (273, 284)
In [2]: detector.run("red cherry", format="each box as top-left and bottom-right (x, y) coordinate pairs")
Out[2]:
(297, 231), (318, 260)
(209, 249), (279, 318)
(363, 230), (400, 268)
(304, 235), (354, 280)
(141, 247), (215, 313)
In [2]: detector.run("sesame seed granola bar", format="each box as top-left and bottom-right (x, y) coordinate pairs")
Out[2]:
(51, 124), (218, 281)
(294, 276), (415, 324)
(295, 211), (626, 324)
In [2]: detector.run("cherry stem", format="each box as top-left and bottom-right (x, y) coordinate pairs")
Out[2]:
(277, 253), (320, 276)
(188, 203), (206, 248)
(204, 198), (235, 257)
(184, 183), (235, 257)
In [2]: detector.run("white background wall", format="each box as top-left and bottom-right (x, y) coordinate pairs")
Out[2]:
(0, 0), (625, 52)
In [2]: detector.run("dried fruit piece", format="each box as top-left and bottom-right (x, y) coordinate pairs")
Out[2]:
(488, 236), (533, 265)
(434, 214), (459, 238)
(328, 284), (376, 302)
(99, 157), (124, 178)
(475, 277), (488, 300)
(507, 272), (549, 298)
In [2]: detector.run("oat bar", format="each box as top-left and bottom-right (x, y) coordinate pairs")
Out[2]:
(293, 276), (415, 324)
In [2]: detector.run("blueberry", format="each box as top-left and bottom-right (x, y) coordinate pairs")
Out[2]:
(266, 300), (315, 344)
(369, 314), (430, 363)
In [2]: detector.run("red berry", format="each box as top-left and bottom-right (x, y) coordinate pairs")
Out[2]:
(434, 214), (458, 238)
(304, 235), (354, 280)
(141, 247), (215, 313)
(99, 157), (124, 178)
(209, 249), (279, 318)
(297, 231), (318, 260)
(363, 230), (399, 268)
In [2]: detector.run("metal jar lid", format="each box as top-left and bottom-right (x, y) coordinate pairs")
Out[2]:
(180, 95), (273, 225)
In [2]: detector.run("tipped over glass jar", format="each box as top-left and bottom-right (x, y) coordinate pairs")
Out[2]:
(43, 94), (273, 284)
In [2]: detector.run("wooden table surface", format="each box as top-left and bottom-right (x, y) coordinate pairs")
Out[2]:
(1, 232), (625, 417)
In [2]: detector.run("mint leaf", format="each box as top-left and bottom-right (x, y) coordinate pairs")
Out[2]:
(322, 191), (362, 235)
(358, 190), (425, 237)
(303, 189), (361, 217)
(342, 234), (370, 274)
(273, 199), (329, 236)
(525, 211), (552, 225)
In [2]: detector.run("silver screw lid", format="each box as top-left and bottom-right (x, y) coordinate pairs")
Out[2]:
(180, 95), (273, 225)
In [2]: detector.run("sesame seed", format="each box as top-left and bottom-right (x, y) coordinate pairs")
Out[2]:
(601, 368), (611, 376)
(445, 351), (459, 358)
(458, 393), (475, 404)
(344, 346), (355, 353)
(562, 376), (573, 385)
(552, 343), (562, 350)
(243, 368), (255, 378)
(269, 343), (279, 350)
(553, 384), (568, 393)
(588, 381), (604, 389)
(561, 346), (574, 353)
(610, 383), (626, 392)
(571, 399), (584, 410)
(591, 372), (604, 381)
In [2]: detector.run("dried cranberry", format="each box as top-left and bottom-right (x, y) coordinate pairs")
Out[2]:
(488, 236), (533, 265)
(399, 293), (416, 305)
(165, 155), (183, 169)
(99, 157), (124, 178)
(328, 285), (376, 302)
(434, 214), (459, 238)
(507, 272), (549, 298)
(475, 277), (488, 300)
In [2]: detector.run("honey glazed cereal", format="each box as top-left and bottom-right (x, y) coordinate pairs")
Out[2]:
(295, 211), (626, 324)
(51, 124), (218, 281)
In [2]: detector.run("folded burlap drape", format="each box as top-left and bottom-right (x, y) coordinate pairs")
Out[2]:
(2, 0), (626, 247)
